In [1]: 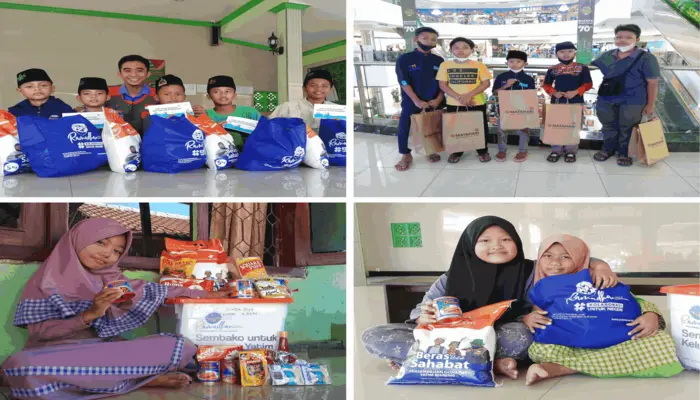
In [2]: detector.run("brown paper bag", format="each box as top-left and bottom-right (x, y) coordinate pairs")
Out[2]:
(629, 118), (669, 166)
(410, 109), (444, 155)
(442, 108), (485, 154)
(542, 103), (583, 146)
(498, 89), (540, 130)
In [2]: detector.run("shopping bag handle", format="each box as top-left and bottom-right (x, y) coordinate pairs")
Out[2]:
(641, 114), (659, 123)
(555, 97), (570, 104)
(420, 106), (440, 113)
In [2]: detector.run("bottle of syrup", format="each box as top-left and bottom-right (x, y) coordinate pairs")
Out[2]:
(278, 331), (290, 353)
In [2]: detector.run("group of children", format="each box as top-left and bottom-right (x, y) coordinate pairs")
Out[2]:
(7, 54), (338, 153)
(394, 24), (659, 170)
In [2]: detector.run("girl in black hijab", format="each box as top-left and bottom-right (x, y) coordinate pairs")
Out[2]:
(362, 216), (619, 380)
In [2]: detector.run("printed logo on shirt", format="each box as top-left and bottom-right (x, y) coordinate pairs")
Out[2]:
(447, 68), (478, 85)
(552, 64), (583, 77)
(409, 64), (419, 71)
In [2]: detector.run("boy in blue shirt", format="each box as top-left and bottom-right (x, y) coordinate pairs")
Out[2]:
(542, 41), (593, 163)
(394, 27), (445, 171)
(9, 69), (73, 119)
(492, 51), (536, 162)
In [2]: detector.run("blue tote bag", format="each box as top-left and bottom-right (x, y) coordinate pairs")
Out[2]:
(237, 117), (307, 171)
(529, 269), (642, 349)
(142, 115), (207, 173)
(318, 119), (346, 166)
(17, 115), (107, 177)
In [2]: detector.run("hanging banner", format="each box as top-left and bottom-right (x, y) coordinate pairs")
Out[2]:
(400, 0), (418, 52)
(576, 0), (595, 64)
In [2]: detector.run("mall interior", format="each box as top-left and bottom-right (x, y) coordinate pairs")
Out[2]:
(353, 0), (700, 197)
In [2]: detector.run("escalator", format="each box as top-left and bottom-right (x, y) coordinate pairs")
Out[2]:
(636, 0), (699, 66)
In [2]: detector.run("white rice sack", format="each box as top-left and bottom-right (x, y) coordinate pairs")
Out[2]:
(102, 109), (141, 173)
(303, 125), (329, 170)
(0, 111), (30, 177)
(662, 284), (700, 371)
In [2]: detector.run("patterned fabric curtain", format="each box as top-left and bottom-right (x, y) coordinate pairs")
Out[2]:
(209, 203), (267, 260)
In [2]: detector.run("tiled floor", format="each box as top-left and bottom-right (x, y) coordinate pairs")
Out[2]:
(354, 285), (700, 400)
(0, 167), (346, 198)
(354, 133), (700, 197)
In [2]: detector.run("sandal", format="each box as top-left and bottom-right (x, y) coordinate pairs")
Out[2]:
(496, 151), (507, 162)
(547, 152), (561, 163)
(478, 153), (491, 163)
(514, 152), (528, 163)
(564, 153), (576, 163)
(395, 158), (412, 171)
(427, 154), (441, 163)
(617, 156), (633, 167)
(448, 152), (463, 164)
(593, 151), (612, 162)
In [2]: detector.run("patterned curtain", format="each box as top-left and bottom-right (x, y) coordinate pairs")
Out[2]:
(209, 203), (267, 260)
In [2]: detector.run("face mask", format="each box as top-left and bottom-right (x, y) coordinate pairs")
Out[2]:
(617, 44), (635, 52)
(417, 42), (436, 51)
(454, 57), (469, 62)
(558, 58), (574, 65)
(509, 68), (524, 73)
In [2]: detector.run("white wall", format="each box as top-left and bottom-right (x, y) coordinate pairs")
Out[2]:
(0, 10), (277, 109)
(357, 203), (700, 274)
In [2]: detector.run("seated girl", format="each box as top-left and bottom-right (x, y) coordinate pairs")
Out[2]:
(524, 234), (684, 385)
(362, 216), (620, 380)
(1, 218), (229, 399)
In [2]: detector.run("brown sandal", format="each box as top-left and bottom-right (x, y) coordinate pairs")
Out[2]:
(478, 153), (491, 163)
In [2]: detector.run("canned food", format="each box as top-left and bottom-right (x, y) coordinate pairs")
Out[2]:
(197, 361), (221, 384)
(434, 296), (462, 323)
(105, 280), (135, 303)
(222, 358), (236, 384)
(237, 280), (255, 299)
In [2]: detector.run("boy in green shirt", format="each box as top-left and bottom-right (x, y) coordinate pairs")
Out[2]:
(205, 75), (260, 150)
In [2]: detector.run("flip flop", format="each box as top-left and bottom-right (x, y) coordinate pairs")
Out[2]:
(478, 153), (491, 163)
(448, 153), (463, 163)
(395, 159), (412, 171)
(564, 153), (576, 163)
(547, 152), (561, 163)
(617, 156), (633, 166)
(594, 151), (612, 162)
(427, 154), (441, 163)
(514, 152), (528, 163)
(496, 151), (507, 162)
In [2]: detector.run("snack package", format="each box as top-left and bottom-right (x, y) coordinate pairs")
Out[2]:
(236, 257), (268, 280)
(301, 364), (332, 385)
(303, 125), (329, 170)
(197, 345), (244, 362)
(160, 251), (197, 278)
(235, 280), (256, 299)
(270, 364), (304, 386)
(388, 300), (513, 387)
(158, 276), (214, 292)
(187, 113), (238, 170)
(165, 238), (228, 280)
(240, 350), (268, 387)
(254, 279), (291, 299)
(276, 352), (298, 365)
(0, 111), (30, 176)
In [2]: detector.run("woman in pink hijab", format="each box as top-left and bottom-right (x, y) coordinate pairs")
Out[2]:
(1, 218), (228, 399)
(523, 234), (682, 386)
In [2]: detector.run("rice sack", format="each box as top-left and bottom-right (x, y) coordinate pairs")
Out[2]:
(318, 119), (347, 166)
(388, 300), (513, 387)
(529, 268), (641, 349)
(187, 114), (238, 170)
(236, 117), (307, 171)
(660, 284), (700, 371)
(17, 114), (107, 177)
(0, 111), (30, 176)
(102, 108), (141, 173)
(303, 125), (329, 170)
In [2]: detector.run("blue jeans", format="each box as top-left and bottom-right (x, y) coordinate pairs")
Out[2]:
(596, 98), (646, 157)
(361, 322), (534, 366)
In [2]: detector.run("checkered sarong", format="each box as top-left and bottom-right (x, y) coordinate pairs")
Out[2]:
(528, 299), (680, 377)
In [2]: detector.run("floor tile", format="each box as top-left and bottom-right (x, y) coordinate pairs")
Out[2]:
(354, 136), (397, 174)
(593, 157), (681, 176)
(0, 174), (73, 197)
(380, 152), (449, 170)
(664, 153), (700, 177)
(518, 149), (598, 174)
(515, 172), (609, 197)
(355, 168), (442, 197)
(442, 151), (523, 171)
(682, 176), (700, 192)
(541, 371), (700, 400)
(422, 169), (519, 197)
(600, 174), (699, 197)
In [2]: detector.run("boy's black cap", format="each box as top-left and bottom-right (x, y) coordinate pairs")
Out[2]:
(78, 77), (109, 93)
(17, 68), (52, 87)
(155, 74), (185, 92)
(207, 75), (236, 92)
(304, 70), (334, 87)
(415, 27), (439, 37)
(555, 41), (577, 52)
(506, 50), (528, 62)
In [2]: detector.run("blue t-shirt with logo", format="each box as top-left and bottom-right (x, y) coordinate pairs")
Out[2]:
(395, 49), (444, 107)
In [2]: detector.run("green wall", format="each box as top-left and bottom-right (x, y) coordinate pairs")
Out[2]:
(0, 261), (345, 365)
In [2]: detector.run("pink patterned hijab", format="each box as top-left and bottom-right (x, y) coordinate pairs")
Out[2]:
(19, 218), (140, 318)
(534, 234), (591, 284)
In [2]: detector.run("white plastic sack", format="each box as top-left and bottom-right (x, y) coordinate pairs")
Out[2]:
(303, 125), (329, 170)
(662, 284), (700, 371)
(0, 111), (30, 177)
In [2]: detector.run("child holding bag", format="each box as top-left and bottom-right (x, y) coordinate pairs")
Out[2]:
(523, 234), (683, 386)
(437, 37), (492, 163)
(492, 51), (535, 162)
(542, 42), (593, 163)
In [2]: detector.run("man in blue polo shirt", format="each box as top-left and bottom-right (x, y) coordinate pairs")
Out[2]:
(394, 27), (445, 171)
(591, 24), (660, 166)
